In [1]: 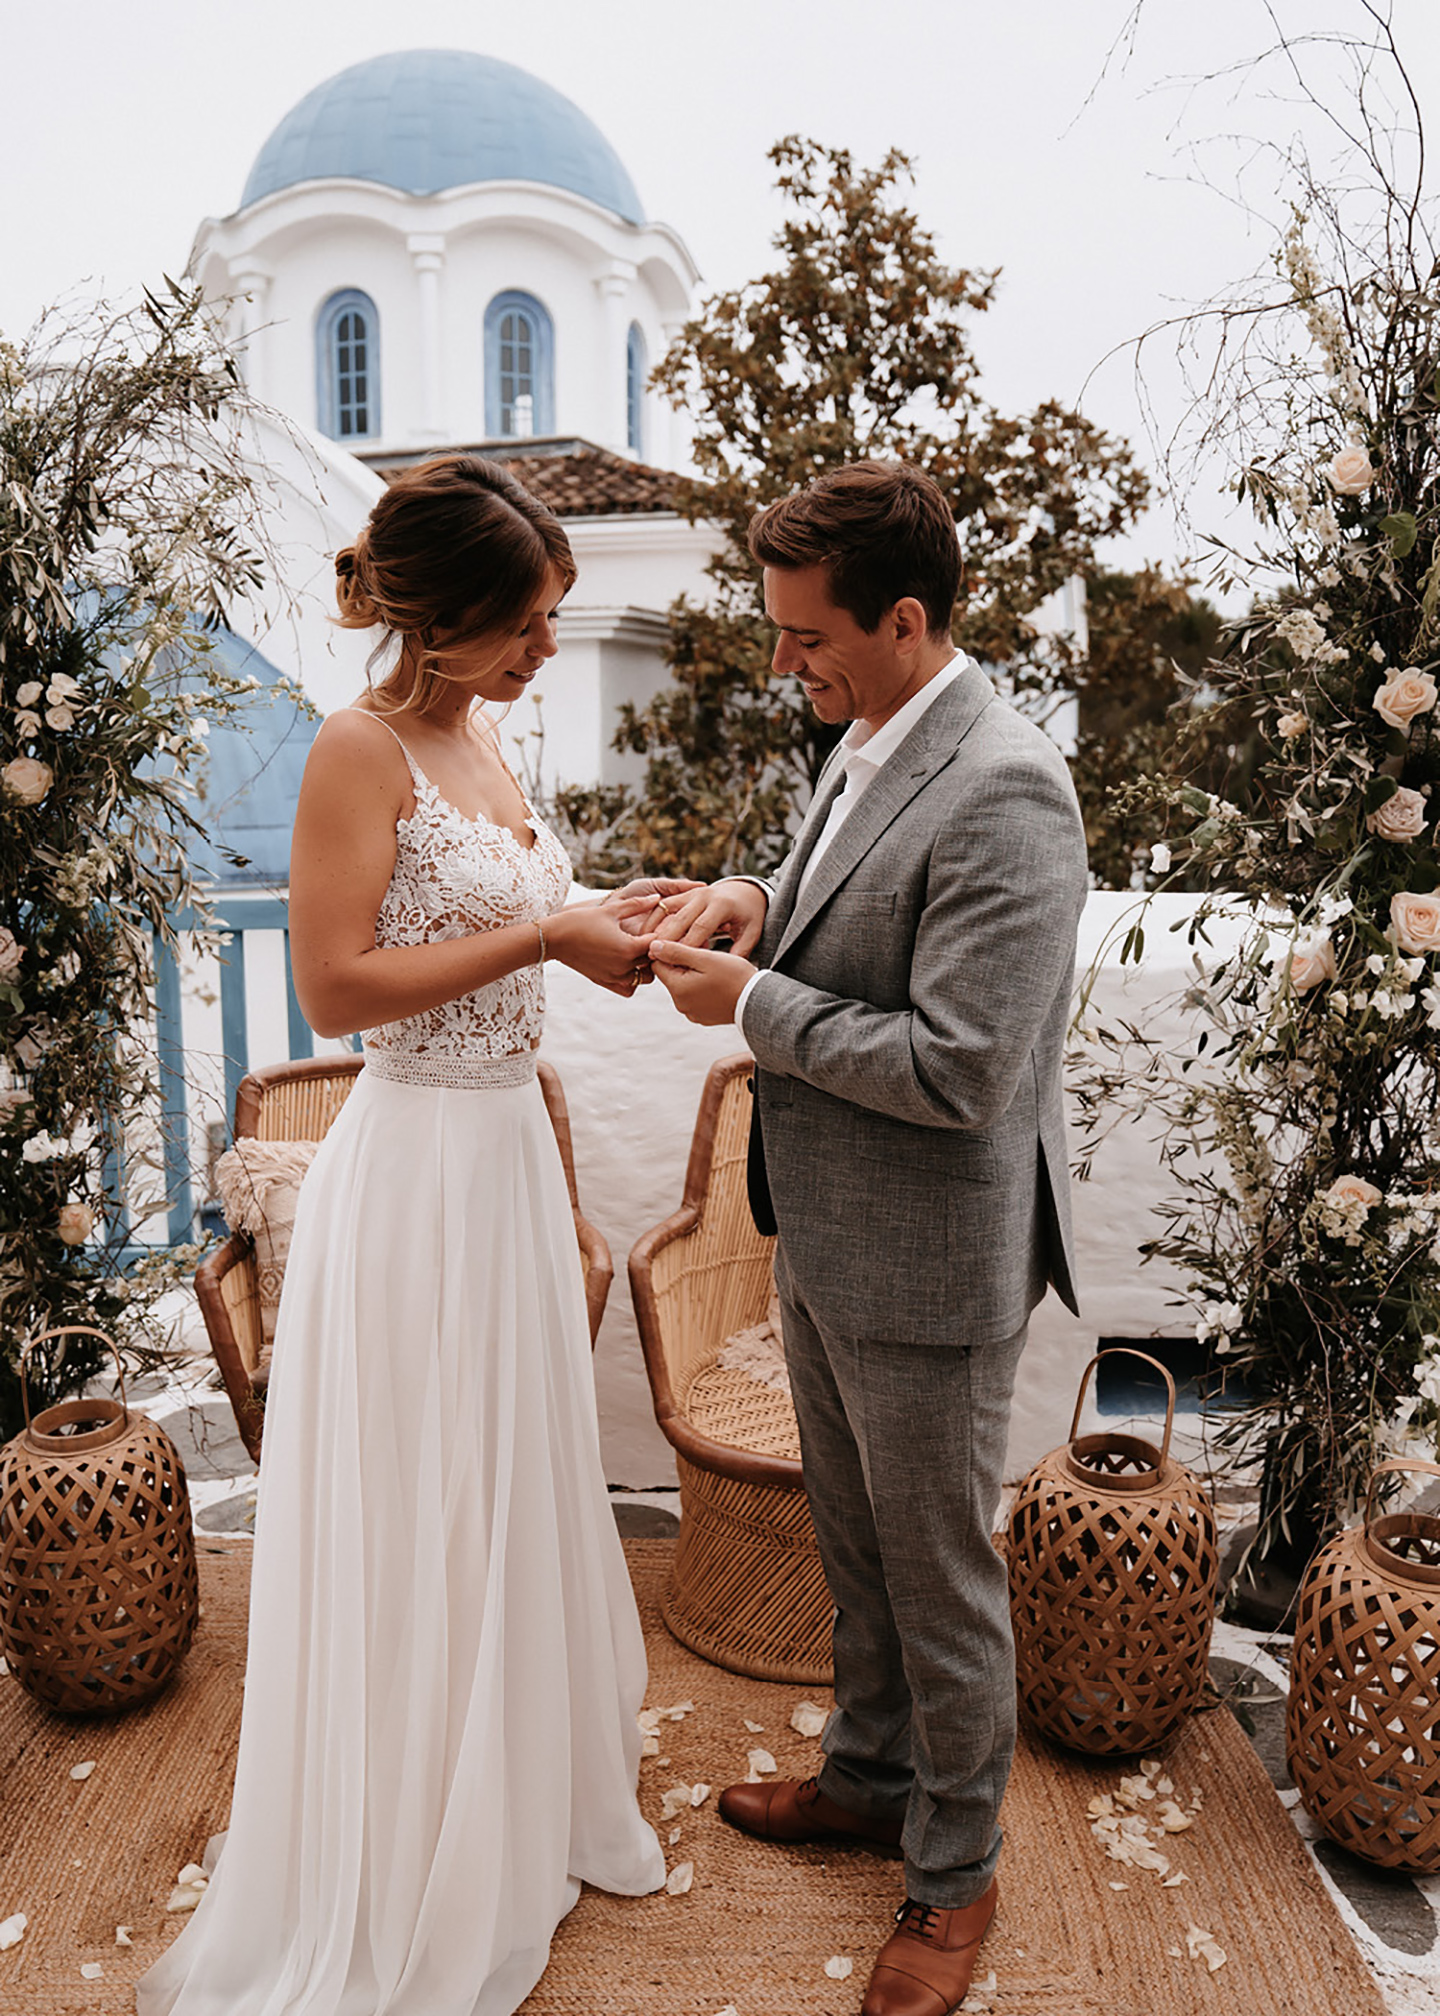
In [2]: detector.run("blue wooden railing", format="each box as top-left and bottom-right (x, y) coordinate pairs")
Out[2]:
(134, 891), (349, 1249)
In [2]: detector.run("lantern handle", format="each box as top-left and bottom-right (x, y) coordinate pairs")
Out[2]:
(1363, 1457), (1440, 1529)
(18, 1327), (127, 1436)
(1069, 1349), (1177, 1468)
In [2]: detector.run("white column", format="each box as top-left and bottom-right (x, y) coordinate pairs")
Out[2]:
(660, 316), (687, 473)
(594, 261), (637, 454)
(407, 234), (447, 444)
(228, 263), (272, 399)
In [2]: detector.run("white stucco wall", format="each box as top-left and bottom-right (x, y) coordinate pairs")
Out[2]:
(192, 179), (696, 466)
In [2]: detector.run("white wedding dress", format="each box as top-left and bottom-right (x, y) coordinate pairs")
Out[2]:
(138, 720), (663, 2016)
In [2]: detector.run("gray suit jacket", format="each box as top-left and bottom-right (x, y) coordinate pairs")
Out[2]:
(744, 660), (1087, 1348)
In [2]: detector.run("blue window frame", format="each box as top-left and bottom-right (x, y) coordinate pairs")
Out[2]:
(484, 290), (554, 438)
(316, 289), (380, 441)
(626, 322), (647, 457)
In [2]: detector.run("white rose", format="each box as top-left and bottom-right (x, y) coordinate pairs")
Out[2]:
(1277, 710), (1308, 739)
(1391, 891), (1440, 956)
(1286, 930), (1337, 992)
(1150, 842), (1172, 873)
(14, 682), (41, 708)
(1373, 669), (1438, 730)
(1328, 446), (1377, 495)
(46, 674), (81, 702)
(1, 756), (53, 805)
(44, 704), (75, 732)
(1367, 786), (1428, 842)
(56, 1202), (93, 1246)
(0, 928), (23, 977)
(1324, 1174), (1382, 1212)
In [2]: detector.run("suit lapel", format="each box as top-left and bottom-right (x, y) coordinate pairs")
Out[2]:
(772, 663), (995, 966)
(764, 747), (849, 942)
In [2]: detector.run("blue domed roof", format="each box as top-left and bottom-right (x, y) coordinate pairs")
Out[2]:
(240, 50), (644, 223)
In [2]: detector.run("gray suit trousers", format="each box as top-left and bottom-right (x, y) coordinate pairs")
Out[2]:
(778, 1266), (1026, 1910)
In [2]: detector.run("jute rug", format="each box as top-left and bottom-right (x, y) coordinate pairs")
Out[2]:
(0, 1538), (1382, 2016)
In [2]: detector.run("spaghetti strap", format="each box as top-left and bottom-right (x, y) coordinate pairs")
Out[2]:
(342, 705), (424, 787)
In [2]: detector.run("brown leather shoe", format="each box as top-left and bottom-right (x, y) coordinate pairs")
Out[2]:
(716, 1775), (904, 1853)
(860, 1882), (999, 2016)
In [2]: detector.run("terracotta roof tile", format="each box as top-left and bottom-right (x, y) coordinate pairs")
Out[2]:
(363, 438), (685, 517)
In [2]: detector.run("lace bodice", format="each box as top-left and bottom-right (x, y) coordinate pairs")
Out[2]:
(356, 714), (572, 1088)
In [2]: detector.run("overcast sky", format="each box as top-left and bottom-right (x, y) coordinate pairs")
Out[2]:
(3, 0), (1437, 587)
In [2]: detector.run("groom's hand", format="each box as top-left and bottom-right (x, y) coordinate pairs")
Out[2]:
(606, 878), (704, 938)
(647, 878), (769, 958)
(648, 939), (756, 1025)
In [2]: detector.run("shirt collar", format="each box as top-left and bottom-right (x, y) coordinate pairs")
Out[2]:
(840, 655), (966, 774)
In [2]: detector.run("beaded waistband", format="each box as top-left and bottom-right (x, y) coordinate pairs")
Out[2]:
(362, 1047), (538, 1091)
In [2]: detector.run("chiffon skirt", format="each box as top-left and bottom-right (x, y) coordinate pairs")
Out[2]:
(137, 1068), (663, 2016)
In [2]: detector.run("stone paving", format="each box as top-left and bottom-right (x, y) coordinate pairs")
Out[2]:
(122, 1334), (1440, 2016)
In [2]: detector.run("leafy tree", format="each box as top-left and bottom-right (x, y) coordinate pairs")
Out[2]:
(555, 136), (1150, 881)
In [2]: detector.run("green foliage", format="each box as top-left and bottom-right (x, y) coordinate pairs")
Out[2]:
(558, 137), (1150, 881)
(1072, 182), (1440, 1553)
(0, 284), (280, 1436)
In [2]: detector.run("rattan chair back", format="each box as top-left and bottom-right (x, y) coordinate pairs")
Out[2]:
(0, 1327), (199, 1714)
(1287, 1456), (1440, 1871)
(630, 1054), (833, 1685)
(1008, 1348), (1219, 1755)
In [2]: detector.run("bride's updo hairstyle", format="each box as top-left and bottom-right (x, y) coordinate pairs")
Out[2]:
(335, 454), (576, 716)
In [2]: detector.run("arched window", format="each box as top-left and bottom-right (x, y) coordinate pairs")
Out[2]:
(484, 290), (555, 438)
(316, 289), (380, 441)
(626, 322), (647, 458)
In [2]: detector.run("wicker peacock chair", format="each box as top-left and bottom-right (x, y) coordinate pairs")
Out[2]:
(629, 1053), (834, 1685)
(195, 1054), (613, 1465)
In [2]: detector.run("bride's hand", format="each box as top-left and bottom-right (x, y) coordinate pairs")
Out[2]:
(543, 900), (659, 997)
(646, 878), (769, 958)
(604, 877), (704, 938)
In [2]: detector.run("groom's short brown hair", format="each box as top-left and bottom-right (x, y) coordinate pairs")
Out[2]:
(747, 461), (960, 638)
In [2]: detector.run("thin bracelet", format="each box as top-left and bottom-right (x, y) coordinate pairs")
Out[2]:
(534, 919), (547, 966)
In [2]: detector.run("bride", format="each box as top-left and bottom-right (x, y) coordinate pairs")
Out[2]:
(138, 454), (683, 2015)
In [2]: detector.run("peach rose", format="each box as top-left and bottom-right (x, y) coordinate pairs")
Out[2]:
(1367, 786), (1429, 842)
(1391, 891), (1440, 955)
(1277, 710), (1308, 739)
(0, 928), (22, 977)
(1286, 930), (1337, 991)
(56, 1202), (93, 1246)
(1373, 669), (1438, 730)
(1327, 447), (1378, 495)
(1, 757), (53, 805)
(1324, 1174), (1382, 1211)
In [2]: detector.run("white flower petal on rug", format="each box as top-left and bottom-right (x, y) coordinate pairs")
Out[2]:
(115, 1926), (133, 1945)
(747, 1748), (776, 1775)
(1157, 1801), (1194, 1832)
(668, 1826), (682, 1846)
(0, 1912), (27, 1950)
(790, 1701), (826, 1738)
(743, 1719), (764, 1733)
(166, 1888), (204, 1913)
(175, 1863), (208, 1888)
(70, 1760), (96, 1781)
(661, 1786), (696, 1819)
(80, 1962), (103, 1980)
(960, 1968), (998, 2010)
(713, 2005), (740, 2015)
(637, 1709), (662, 1735)
(824, 1956), (854, 1979)
(0, 1656), (8, 1677)
(1108, 1881), (1129, 1891)
(665, 1861), (694, 1896)
(641, 1735), (660, 1757)
(690, 1783), (711, 1807)
(1162, 1873), (1188, 1887)
(1185, 1923), (1227, 1971)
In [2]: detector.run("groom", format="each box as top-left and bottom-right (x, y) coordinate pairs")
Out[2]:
(647, 461), (1088, 2016)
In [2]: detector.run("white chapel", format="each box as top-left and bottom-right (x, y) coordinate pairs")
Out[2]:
(192, 48), (715, 795)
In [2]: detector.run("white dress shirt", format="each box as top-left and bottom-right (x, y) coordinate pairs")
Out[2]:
(735, 657), (966, 1033)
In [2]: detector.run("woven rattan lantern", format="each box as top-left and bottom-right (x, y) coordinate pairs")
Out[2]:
(1007, 1350), (1219, 1755)
(0, 1327), (199, 1714)
(1287, 1458), (1440, 1872)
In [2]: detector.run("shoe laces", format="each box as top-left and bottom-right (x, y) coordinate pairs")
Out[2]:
(895, 1899), (941, 1941)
